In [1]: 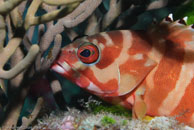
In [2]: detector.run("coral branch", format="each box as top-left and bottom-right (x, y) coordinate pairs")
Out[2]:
(59, 0), (102, 28)
(24, 0), (82, 30)
(85, 13), (100, 35)
(147, 0), (168, 10)
(10, 47), (24, 88)
(0, 15), (5, 49)
(5, 16), (13, 39)
(0, 0), (25, 14)
(39, 0), (102, 53)
(9, 6), (23, 28)
(102, 0), (122, 30)
(18, 97), (44, 130)
(50, 79), (62, 93)
(0, 44), (39, 79)
(43, 0), (83, 6)
(66, 28), (78, 41)
(41, 3), (58, 12)
(41, 34), (62, 72)
(38, 22), (59, 54)
(31, 2), (79, 26)
(0, 38), (22, 68)
(46, 72), (66, 110)
(24, 0), (42, 29)
(23, 35), (33, 51)
(18, 0), (27, 15)
(1, 102), (23, 130)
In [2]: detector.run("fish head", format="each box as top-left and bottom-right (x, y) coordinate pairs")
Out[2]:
(51, 31), (156, 97)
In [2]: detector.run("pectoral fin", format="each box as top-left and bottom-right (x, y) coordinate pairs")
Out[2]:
(132, 95), (147, 120)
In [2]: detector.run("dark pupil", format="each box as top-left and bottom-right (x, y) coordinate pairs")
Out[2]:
(80, 49), (91, 57)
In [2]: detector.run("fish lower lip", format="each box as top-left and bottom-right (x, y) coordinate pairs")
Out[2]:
(58, 61), (71, 72)
(51, 61), (70, 75)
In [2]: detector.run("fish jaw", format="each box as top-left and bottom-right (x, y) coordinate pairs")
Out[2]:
(51, 61), (71, 77)
(51, 60), (105, 96)
(51, 60), (88, 88)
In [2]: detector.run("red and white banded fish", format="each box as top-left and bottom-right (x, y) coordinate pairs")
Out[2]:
(51, 14), (194, 127)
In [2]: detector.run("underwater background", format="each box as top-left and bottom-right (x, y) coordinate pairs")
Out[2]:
(1, 0), (194, 129)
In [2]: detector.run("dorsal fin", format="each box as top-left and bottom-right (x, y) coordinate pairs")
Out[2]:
(164, 13), (173, 23)
(148, 13), (194, 51)
(161, 13), (188, 25)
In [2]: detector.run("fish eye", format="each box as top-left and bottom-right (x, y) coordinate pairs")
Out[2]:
(77, 42), (100, 64)
(80, 49), (91, 57)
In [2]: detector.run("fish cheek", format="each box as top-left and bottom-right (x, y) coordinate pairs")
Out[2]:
(78, 67), (118, 94)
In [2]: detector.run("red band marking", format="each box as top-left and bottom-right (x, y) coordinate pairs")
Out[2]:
(96, 31), (123, 69)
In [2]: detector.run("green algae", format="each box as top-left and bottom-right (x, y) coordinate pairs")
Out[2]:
(88, 101), (132, 117)
(174, 1), (194, 25)
(101, 116), (116, 126)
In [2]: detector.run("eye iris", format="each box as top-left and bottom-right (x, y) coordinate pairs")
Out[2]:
(80, 49), (91, 57)
(77, 42), (100, 64)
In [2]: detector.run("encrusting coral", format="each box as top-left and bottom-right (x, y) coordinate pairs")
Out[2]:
(31, 98), (194, 130)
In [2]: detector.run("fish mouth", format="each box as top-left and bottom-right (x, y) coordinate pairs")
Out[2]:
(51, 61), (71, 76)
(51, 61), (112, 96)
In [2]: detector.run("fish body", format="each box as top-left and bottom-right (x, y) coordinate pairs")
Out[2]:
(51, 15), (194, 127)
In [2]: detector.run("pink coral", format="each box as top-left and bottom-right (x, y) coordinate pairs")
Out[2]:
(58, 116), (76, 130)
